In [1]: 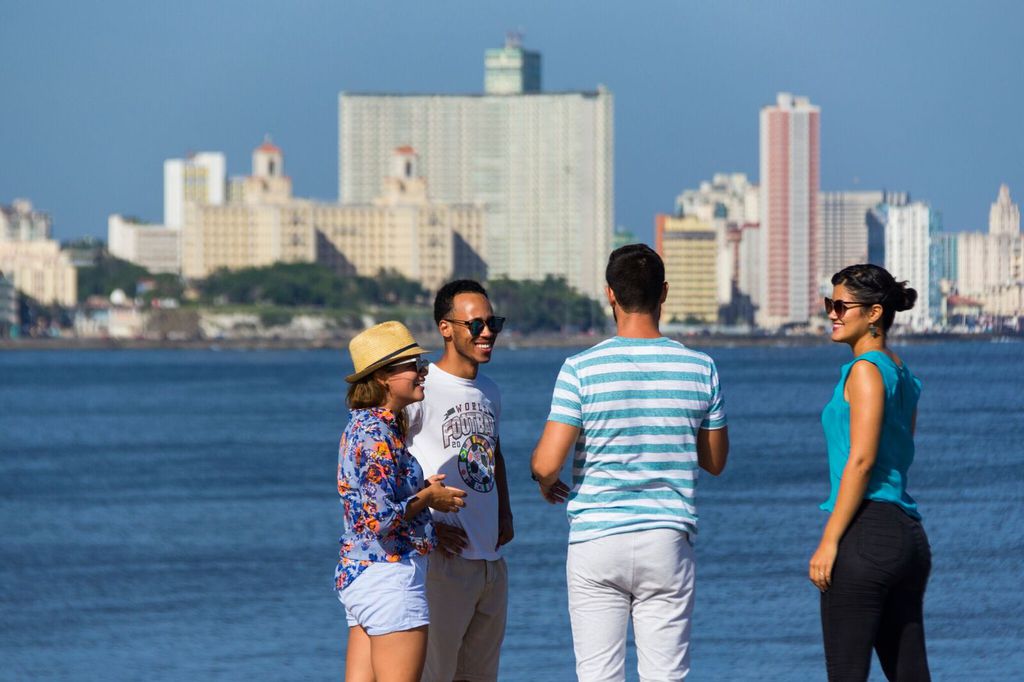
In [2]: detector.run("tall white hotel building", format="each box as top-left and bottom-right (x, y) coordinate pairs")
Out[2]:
(163, 152), (226, 229)
(338, 37), (614, 300)
(882, 202), (938, 330)
(758, 93), (820, 329)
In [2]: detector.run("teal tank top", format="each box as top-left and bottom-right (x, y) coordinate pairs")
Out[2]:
(820, 350), (922, 519)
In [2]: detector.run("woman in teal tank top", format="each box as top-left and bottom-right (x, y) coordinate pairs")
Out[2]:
(809, 264), (932, 681)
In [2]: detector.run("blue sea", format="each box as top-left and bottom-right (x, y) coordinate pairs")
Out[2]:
(1, 341), (1022, 680)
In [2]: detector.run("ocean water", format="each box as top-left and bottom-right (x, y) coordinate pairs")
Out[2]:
(1, 341), (1022, 681)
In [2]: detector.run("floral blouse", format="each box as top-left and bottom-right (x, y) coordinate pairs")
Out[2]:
(335, 407), (434, 591)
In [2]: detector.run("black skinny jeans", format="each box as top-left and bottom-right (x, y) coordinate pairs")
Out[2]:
(820, 500), (932, 682)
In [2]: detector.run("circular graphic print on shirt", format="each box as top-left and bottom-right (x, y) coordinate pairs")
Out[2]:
(458, 435), (495, 493)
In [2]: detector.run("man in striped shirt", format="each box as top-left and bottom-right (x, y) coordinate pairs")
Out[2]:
(531, 244), (729, 681)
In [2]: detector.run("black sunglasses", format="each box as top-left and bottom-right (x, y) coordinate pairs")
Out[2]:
(823, 297), (868, 319)
(444, 316), (506, 337)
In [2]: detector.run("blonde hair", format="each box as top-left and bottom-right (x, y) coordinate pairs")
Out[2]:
(346, 369), (408, 435)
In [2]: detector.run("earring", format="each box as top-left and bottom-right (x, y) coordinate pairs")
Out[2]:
(869, 323), (879, 338)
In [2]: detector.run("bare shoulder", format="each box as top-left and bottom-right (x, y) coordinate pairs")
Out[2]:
(846, 359), (884, 401)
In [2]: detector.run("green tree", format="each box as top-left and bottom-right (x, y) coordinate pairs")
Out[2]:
(486, 276), (606, 334)
(197, 263), (427, 309)
(77, 255), (150, 301)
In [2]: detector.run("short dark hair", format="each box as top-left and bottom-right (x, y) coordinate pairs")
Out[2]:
(605, 244), (665, 314)
(831, 264), (917, 331)
(434, 279), (489, 324)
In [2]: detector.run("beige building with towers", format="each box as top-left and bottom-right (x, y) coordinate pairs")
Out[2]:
(182, 140), (311, 279)
(0, 240), (77, 306)
(315, 146), (485, 289)
(0, 199), (76, 306)
(181, 142), (485, 291)
(655, 214), (719, 324)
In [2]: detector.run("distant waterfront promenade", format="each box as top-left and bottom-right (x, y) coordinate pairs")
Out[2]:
(0, 330), (1018, 352)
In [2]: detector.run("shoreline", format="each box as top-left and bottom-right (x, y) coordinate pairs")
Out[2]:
(0, 331), (1017, 352)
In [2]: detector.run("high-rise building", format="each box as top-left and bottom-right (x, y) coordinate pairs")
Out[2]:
(339, 41), (613, 300)
(108, 215), (181, 274)
(0, 199), (52, 242)
(675, 173), (759, 309)
(484, 32), (541, 95)
(956, 231), (1017, 297)
(821, 191), (909, 286)
(989, 184), (1020, 237)
(951, 185), (1019, 292)
(758, 93), (820, 328)
(821, 191), (880, 285)
(932, 231), (958, 285)
(736, 222), (761, 316)
(881, 202), (939, 329)
(655, 214), (718, 324)
(0, 271), (17, 336)
(164, 152), (226, 229)
(613, 227), (637, 250)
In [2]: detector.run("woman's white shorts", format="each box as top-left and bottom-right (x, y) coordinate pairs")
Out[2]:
(338, 555), (430, 635)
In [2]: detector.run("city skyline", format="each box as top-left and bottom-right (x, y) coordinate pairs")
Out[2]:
(3, 2), (1023, 243)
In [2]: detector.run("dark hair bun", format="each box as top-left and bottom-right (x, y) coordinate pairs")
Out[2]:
(889, 281), (917, 312)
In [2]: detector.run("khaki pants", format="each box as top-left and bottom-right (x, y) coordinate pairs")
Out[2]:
(421, 552), (508, 682)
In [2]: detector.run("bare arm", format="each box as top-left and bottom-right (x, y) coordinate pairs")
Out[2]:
(405, 474), (466, 519)
(530, 420), (580, 503)
(697, 426), (730, 475)
(809, 360), (885, 591)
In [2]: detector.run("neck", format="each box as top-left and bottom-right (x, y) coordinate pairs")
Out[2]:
(614, 309), (662, 339)
(851, 334), (886, 357)
(437, 346), (479, 380)
(380, 391), (411, 413)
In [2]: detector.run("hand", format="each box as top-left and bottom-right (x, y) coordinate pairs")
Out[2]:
(539, 479), (570, 504)
(809, 540), (838, 592)
(434, 521), (468, 557)
(496, 512), (515, 549)
(423, 474), (467, 513)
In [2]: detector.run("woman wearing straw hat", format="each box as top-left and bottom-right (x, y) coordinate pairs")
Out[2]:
(336, 321), (467, 682)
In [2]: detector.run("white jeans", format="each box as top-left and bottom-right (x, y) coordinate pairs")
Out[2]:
(567, 528), (696, 682)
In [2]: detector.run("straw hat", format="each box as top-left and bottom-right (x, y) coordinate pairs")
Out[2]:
(346, 321), (429, 383)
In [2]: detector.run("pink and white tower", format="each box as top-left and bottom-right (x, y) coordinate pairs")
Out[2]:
(758, 92), (820, 329)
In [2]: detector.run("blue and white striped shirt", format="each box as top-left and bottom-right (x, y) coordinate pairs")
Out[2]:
(546, 336), (727, 544)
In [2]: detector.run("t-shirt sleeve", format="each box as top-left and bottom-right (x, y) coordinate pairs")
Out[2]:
(700, 360), (727, 430)
(483, 376), (501, 420)
(404, 401), (423, 437)
(547, 359), (583, 428)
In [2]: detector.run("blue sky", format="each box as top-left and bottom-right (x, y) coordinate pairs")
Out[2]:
(2, 1), (1022, 243)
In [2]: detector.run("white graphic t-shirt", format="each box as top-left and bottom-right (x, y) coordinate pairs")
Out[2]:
(405, 363), (502, 561)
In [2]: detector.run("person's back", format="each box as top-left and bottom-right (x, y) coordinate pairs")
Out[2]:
(551, 335), (725, 545)
(532, 244), (729, 681)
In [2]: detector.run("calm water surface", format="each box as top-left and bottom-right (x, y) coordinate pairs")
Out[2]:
(1, 341), (1022, 680)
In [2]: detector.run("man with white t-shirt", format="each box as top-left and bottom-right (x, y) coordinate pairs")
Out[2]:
(405, 279), (513, 682)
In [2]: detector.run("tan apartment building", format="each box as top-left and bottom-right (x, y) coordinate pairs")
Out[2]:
(0, 240), (77, 306)
(315, 147), (485, 290)
(656, 214), (718, 324)
(182, 144), (485, 291)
